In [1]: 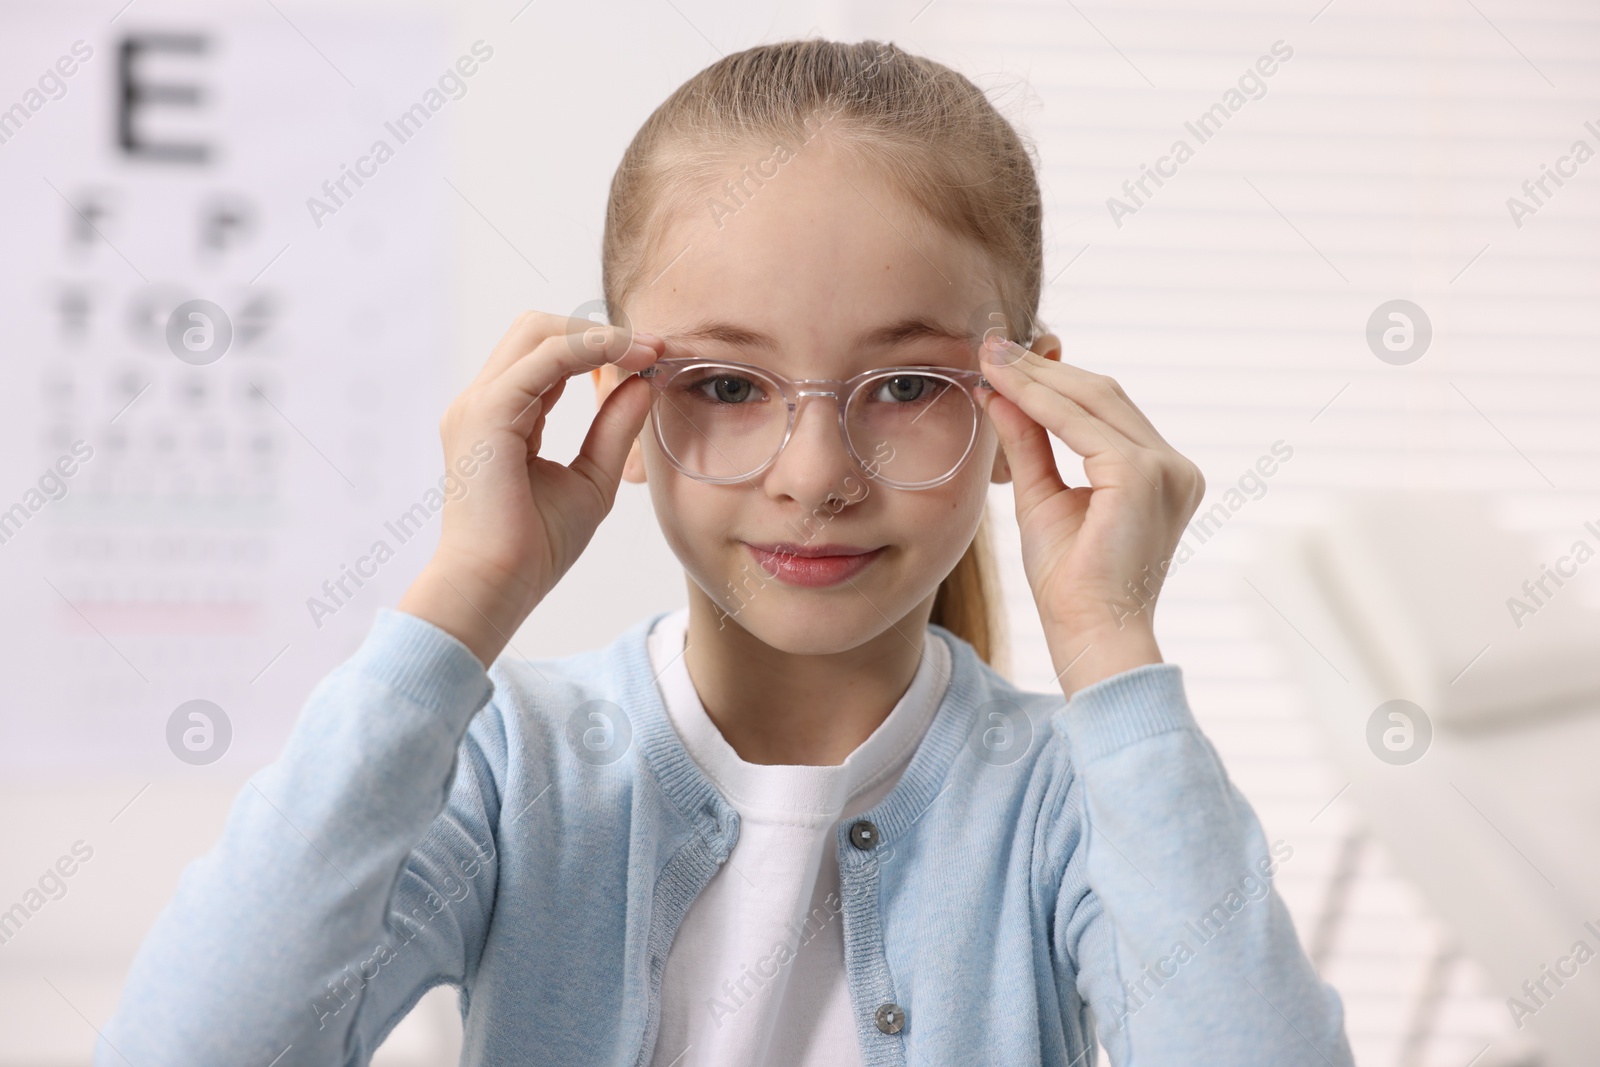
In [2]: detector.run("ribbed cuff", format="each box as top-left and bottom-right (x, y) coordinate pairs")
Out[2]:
(1052, 662), (1194, 765)
(344, 607), (494, 713)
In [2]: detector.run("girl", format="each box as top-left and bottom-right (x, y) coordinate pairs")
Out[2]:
(101, 38), (1352, 1067)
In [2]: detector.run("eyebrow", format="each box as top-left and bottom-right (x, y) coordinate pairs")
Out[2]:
(661, 316), (973, 354)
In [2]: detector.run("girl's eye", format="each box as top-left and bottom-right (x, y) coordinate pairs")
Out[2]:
(684, 373), (767, 405)
(870, 374), (945, 405)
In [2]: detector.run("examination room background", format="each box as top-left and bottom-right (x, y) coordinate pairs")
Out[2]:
(0, 0), (1596, 1064)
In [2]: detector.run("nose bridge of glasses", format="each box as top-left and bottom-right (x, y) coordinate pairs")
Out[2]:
(791, 375), (843, 396)
(787, 385), (847, 441)
(778, 384), (866, 483)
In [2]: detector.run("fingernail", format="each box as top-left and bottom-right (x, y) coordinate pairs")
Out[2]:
(633, 331), (661, 347)
(981, 335), (1017, 364)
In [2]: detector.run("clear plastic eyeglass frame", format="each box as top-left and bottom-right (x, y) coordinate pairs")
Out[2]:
(635, 358), (995, 490)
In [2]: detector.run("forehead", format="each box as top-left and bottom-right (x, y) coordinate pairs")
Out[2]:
(626, 143), (998, 365)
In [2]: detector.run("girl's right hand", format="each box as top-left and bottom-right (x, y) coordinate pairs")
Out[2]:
(398, 311), (663, 667)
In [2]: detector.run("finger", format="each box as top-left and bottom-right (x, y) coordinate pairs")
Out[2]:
(474, 310), (551, 386)
(982, 390), (1072, 516)
(569, 371), (654, 509)
(474, 311), (655, 388)
(488, 329), (661, 429)
(983, 336), (1166, 448)
(980, 339), (1148, 480)
(515, 375), (567, 451)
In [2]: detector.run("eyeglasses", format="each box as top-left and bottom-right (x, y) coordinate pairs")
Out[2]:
(635, 358), (994, 490)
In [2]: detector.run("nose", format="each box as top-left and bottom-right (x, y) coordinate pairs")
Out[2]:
(760, 391), (861, 507)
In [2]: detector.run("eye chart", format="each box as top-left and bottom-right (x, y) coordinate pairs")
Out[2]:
(0, 2), (459, 771)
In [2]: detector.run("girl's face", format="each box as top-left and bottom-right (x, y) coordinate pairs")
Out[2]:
(612, 144), (1022, 655)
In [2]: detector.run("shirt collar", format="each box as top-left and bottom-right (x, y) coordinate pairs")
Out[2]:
(645, 606), (951, 821)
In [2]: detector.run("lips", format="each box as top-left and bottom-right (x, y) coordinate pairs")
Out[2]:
(744, 541), (880, 559)
(742, 541), (887, 588)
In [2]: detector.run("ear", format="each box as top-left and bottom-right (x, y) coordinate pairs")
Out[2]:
(593, 365), (648, 483)
(989, 330), (1063, 484)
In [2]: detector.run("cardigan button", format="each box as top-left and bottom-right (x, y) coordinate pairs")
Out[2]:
(874, 1002), (906, 1034)
(849, 819), (881, 850)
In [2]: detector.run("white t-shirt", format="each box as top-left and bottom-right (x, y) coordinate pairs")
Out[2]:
(645, 606), (952, 1067)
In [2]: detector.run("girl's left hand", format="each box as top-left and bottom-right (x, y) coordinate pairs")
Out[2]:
(977, 334), (1206, 692)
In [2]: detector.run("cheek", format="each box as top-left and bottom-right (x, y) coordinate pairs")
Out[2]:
(957, 441), (999, 505)
(645, 458), (731, 562)
(899, 478), (987, 554)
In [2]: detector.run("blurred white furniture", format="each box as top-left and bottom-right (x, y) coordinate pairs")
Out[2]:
(1247, 489), (1600, 1067)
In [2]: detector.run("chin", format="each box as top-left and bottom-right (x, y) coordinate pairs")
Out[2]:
(701, 589), (867, 654)
(715, 579), (935, 656)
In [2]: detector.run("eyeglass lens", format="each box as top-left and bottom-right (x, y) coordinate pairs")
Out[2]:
(651, 365), (978, 485)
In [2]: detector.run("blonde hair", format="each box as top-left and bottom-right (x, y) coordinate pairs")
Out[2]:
(602, 38), (1042, 674)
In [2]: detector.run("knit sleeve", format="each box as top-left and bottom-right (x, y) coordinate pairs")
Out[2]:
(1045, 662), (1354, 1066)
(97, 608), (504, 1066)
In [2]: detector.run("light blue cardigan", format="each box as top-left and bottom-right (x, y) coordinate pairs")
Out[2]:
(99, 606), (1353, 1066)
